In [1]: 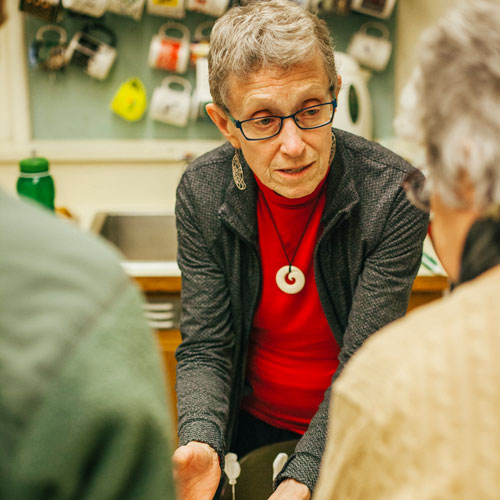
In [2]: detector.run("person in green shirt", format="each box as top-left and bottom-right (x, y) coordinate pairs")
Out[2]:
(0, 3), (177, 498)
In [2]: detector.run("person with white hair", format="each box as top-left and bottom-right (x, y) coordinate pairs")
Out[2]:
(314, 0), (500, 498)
(171, 1), (428, 499)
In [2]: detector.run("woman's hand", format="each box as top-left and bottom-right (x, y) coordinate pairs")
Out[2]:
(268, 478), (311, 500)
(172, 441), (221, 500)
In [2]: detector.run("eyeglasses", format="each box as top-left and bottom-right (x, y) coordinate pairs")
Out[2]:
(402, 168), (431, 213)
(228, 99), (337, 141)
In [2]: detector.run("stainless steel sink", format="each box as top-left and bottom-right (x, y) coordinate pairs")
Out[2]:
(91, 211), (181, 328)
(90, 211), (180, 277)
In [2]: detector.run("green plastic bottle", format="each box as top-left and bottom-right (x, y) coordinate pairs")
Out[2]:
(17, 157), (55, 211)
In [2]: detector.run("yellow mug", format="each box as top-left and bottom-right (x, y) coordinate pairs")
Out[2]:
(110, 77), (147, 121)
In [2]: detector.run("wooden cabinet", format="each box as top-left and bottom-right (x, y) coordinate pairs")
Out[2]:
(407, 275), (449, 312)
(134, 276), (181, 423)
(134, 274), (449, 422)
(155, 328), (181, 422)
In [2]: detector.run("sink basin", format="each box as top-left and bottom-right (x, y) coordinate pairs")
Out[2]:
(91, 211), (180, 276)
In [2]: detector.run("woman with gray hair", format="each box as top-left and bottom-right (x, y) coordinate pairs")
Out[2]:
(314, 0), (500, 498)
(172, 1), (428, 499)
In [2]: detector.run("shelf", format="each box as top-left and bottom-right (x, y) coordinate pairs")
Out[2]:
(412, 275), (449, 292)
(133, 276), (181, 292)
(132, 274), (449, 294)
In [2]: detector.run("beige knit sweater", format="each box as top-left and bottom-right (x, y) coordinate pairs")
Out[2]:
(314, 265), (500, 500)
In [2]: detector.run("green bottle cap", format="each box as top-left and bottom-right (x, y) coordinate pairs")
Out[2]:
(19, 157), (49, 174)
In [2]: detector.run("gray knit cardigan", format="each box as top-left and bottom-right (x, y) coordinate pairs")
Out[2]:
(175, 128), (429, 493)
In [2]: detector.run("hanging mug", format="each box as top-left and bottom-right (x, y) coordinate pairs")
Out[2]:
(107, 0), (146, 20)
(19, 0), (63, 22)
(347, 22), (392, 72)
(186, 0), (229, 17)
(150, 76), (192, 127)
(190, 20), (212, 66)
(65, 24), (117, 80)
(29, 25), (67, 72)
(110, 77), (148, 121)
(147, 0), (185, 19)
(148, 23), (190, 74)
(62, 0), (108, 16)
(191, 57), (211, 120)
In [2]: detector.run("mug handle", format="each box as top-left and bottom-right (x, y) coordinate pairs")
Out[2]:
(359, 22), (390, 41)
(83, 22), (117, 47)
(162, 75), (192, 94)
(36, 24), (68, 44)
(194, 20), (214, 42)
(159, 22), (190, 42)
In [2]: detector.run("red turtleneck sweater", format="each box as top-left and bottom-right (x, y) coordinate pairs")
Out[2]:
(241, 174), (340, 434)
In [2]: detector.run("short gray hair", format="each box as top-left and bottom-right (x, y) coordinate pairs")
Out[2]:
(396, 0), (500, 209)
(208, 0), (337, 111)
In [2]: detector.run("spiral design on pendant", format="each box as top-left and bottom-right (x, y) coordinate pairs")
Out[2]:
(275, 265), (305, 294)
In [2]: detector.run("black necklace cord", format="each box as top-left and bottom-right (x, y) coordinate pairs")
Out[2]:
(260, 183), (326, 274)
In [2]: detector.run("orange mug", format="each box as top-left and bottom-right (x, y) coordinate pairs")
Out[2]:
(148, 23), (190, 74)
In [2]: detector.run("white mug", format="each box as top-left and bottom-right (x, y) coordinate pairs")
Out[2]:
(86, 43), (117, 79)
(65, 25), (117, 80)
(107, 0), (146, 20)
(347, 22), (392, 72)
(150, 76), (192, 127)
(147, 0), (185, 18)
(62, 0), (108, 17)
(148, 23), (190, 74)
(191, 57), (211, 120)
(186, 0), (229, 17)
(190, 20), (212, 65)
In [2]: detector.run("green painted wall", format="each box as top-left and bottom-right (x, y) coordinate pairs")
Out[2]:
(24, 5), (397, 140)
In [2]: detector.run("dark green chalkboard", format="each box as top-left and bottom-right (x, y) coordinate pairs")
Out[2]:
(23, 6), (397, 140)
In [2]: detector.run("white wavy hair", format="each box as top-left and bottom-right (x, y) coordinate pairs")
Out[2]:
(208, 0), (338, 112)
(396, 0), (500, 209)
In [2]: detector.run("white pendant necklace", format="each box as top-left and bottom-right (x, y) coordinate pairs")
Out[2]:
(275, 265), (305, 294)
(260, 185), (325, 295)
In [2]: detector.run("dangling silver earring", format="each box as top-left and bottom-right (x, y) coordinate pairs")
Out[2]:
(329, 131), (337, 166)
(232, 149), (246, 190)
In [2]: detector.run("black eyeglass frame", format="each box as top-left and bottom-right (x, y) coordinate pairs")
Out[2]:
(227, 98), (337, 141)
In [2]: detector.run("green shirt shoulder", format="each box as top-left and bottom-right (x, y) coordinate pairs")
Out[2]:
(0, 191), (176, 499)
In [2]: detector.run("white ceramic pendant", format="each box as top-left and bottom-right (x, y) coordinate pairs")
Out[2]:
(275, 265), (305, 294)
